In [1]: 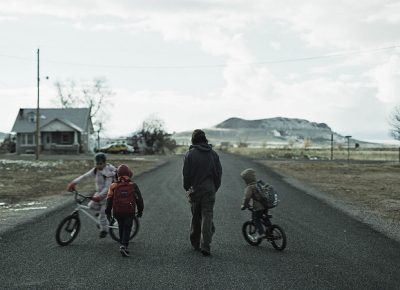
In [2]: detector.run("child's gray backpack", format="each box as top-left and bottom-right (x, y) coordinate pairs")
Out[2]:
(255, 180), (279, 209)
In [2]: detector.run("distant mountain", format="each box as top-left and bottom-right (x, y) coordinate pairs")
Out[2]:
(173, 117), (365, 147)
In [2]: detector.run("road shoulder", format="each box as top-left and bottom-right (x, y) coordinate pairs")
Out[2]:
(257, 160), (400, 243)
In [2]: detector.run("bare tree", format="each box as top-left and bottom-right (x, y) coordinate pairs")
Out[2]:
(390, 105), (400, 141)
(129, 116), (176, 154)
(142, 117), (165, 134)
(53, 78), (114, 135)
(54, 79), (79, 108)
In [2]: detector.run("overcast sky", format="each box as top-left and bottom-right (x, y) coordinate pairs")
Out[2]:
(0, 0), (399, 142)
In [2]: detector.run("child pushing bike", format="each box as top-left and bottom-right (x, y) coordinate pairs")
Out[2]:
(67, 153), (116, 238)
(55, 189), (140, 246)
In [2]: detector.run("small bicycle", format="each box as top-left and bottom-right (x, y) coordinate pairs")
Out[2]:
(242, 207), (287, 251)
(55, 190), (139, 246)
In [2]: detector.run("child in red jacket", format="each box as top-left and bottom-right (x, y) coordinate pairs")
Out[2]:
(105, 164), (144, 257)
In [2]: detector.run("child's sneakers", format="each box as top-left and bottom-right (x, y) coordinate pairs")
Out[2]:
(119, 246), (130, 257)
(99, 231), (108, 238)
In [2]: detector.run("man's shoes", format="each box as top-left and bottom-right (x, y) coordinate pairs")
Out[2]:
(201, 249), (211, 257)
(120, 246), (130, 257)
(99, 231), (108, 238)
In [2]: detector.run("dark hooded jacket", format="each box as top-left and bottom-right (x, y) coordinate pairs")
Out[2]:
(183, 143), (222, 192)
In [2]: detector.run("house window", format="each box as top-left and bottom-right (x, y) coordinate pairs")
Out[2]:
(61, 132), (73, 144)
(27, 133), (34, 145)
(21, 133), (35, 145)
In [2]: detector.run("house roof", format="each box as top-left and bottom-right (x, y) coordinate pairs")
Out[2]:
(41, 118), (84, 132)
(11, 108), (92, 133)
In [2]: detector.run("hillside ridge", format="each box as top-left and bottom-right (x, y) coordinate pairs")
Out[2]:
(173, 116), (358, 146)
(216, 117), (330, 130)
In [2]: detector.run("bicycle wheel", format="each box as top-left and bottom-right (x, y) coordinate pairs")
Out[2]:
(109, 216), (140, 242)
(56, 215), (81, 246)
(268, 224), (287, 251)
(242, 221), (262, 246)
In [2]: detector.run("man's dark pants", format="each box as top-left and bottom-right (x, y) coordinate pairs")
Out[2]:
(190, 190), (216, 252)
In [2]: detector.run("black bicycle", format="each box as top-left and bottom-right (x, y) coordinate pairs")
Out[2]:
(242, 207), (287, 251)
(55, 190), (139, 246)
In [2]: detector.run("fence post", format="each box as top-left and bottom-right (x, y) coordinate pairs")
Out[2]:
(345, 135), (351, 163)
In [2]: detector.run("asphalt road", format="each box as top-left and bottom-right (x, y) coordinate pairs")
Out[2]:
(1, 153), (400, 289)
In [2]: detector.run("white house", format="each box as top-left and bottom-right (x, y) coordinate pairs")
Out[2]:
(11, 108), (94, 154)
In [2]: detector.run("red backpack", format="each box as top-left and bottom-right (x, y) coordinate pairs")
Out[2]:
(112, 179), (136, 215)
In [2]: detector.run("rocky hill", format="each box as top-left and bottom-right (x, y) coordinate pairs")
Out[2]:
(173, 117), (358, 147)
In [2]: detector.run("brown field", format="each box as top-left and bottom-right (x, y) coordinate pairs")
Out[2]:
(227, 146), (400, 162)
(260, 160), (400, 221)
(228, 147), (400, 223)
(0, 154), (166, 204)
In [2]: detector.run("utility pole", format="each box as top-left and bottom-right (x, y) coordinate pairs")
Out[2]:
(330, 133), (333, 160)
(35, 48), (40, 160)
(97, 122), (103, 150)
(345, 135), (352, 163)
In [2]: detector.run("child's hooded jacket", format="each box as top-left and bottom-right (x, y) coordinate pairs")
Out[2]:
(240, 168), (266, 211)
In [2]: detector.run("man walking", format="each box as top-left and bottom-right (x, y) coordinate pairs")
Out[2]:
(183, 129), (222, 256)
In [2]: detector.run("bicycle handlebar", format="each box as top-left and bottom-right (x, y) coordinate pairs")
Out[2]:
(245, 206), (272, 219)
(69, 190), (92, 204)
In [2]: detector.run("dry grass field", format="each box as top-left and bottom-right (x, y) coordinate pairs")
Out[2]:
(260, 160), (400, 221)
(228, 146), (400, 162)
(228, 147), (400, 224)
(0, 154), (165, 205)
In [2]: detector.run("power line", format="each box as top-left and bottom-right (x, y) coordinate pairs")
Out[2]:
(0, 44), (399, 69)
(251, 45), (400, 65)
(0, 54), (33, 62)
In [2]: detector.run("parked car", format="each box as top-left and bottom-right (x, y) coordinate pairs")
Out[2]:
(96, 143), (135, 154)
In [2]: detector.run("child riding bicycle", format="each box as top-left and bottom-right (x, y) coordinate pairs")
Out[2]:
(105, 164), (144, 257)
(67, 153), (116, 238)
(240, 168), (272, 242)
